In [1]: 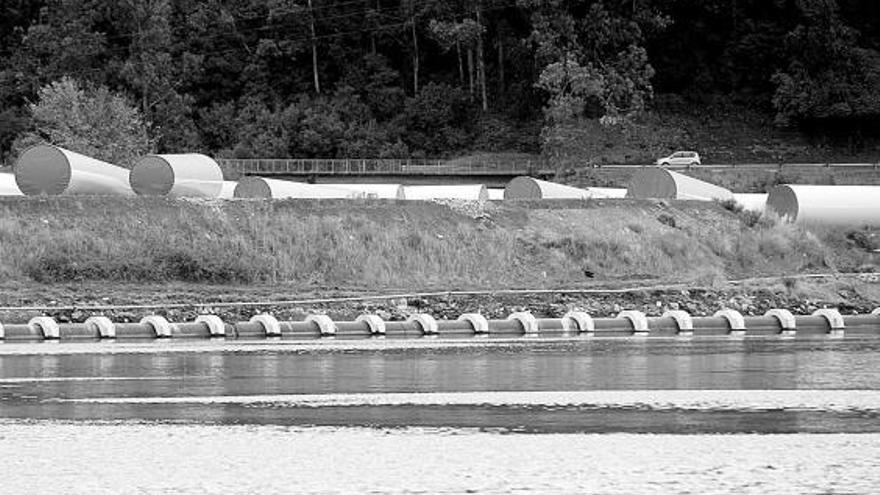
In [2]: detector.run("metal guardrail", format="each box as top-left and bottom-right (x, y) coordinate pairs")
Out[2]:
(218, 158), (880, 176)
(218, 158), (546, 176)
(597, 163), (880, 171)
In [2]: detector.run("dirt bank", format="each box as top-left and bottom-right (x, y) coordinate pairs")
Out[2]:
(0, 196), (877, 323)
(0, 275), (877, 325)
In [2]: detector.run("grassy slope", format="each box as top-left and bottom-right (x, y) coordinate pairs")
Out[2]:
(1, 196), (878, 323)
(0, 197), (875, 291)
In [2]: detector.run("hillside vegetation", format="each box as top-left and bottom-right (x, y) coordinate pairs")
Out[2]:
(0, 198), (876, 291)
(5, 1), (880, 168)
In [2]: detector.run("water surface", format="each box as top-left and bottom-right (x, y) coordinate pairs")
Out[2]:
(2, 337), (879, 493)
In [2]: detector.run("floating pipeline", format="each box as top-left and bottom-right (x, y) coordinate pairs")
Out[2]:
(0, 308), (878, 342)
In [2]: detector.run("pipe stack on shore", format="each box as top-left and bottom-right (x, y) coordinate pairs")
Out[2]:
(234, 177), (367, 199)
(15, 144), (134, 196)
(7, 146), (880, 227)
(626, 167), (734, 201)
(503, 176), (625, 200)
(130, 154), (225, 198)
(766, 185), (880, 226)
(0, 173), (22, 196)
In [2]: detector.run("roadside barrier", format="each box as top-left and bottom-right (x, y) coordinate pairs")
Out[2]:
(1, 308), (877, 342)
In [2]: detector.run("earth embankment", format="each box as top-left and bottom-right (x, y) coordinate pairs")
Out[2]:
(0, 196), (877, 321)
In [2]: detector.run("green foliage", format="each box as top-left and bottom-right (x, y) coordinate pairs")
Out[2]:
(399, 82), (474, 156)
(527, 1), (660, 165)
(772, 0), (880, 126)
(3, 0), (880, 161)
(0, 107), (28, 165)
(13, 77), (155, 167)
(845, 228), (880, 252)
(529, 1), (657, 122)
(0, 198), (873, 287)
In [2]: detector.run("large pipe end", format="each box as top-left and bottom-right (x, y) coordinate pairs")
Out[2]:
(14, 145), (72, 196)
(130, 155), (175, 196)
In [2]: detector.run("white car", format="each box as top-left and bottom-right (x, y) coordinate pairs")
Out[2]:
(656, 151), (701, 167)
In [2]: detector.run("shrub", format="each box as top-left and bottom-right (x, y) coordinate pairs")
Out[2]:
(657, 213), (677, 228)
(13, 77), (155, 168)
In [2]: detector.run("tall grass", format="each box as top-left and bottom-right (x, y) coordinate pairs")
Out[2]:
(0, 197), (868, 288)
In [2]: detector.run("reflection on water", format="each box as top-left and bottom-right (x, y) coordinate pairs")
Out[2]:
(1, 338), (879, 432)
(3, 338), (880, 494)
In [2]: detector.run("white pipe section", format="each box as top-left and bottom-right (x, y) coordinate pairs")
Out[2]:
(733, 193), (767, 213)
(487, 188), (505, 200)
(587, 187), (627, 198)
(766, 185), (880, 226)
(627, 167), (733, 201)
(234, 177), (366, 199)
(504, 177), (591, 199)
(130, 154), (224, 198)
(218, 181), (237, 199)
(14, 144), (133, 196)
(324, 183), (406, 199)
(504, 177), (625, 200)
(403, 185), (489, 201)
(0, 173), (23, 196)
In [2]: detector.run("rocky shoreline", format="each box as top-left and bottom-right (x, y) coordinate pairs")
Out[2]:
(1, 275), (876, 326)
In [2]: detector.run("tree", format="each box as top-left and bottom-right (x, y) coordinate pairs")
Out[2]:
(13, 77), (155, 167)
(525, 0), (660, 166)
(772, 0), (880, 128)
(117, 0), (201, 151)
(399, 82), (473, 155)
(527, 0), (658, 122)
(1, 0), (111, 100)
(429, 17), (483, 96)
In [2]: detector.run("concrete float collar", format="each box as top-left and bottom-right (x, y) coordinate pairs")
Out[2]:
(28, 316), (60, 339)
(457, 313), (490, 334)
(250, 314), (282, 337)
(562, 311), (594, 333)
(764, 308), (796, 330)
(85, 316), (116, 338)
(306, 314), (337, 336)
(356, 314), (387, 335)
(811, 308), (845, 330)
(616, 310), (649, 335)
(662, 310), (694, 334)
(195, 315), (226, 337)
(140, 315), (175, 338)
(507, 312), (539, 334)
(407, 314), (439, 335)
(713, 309), (746, 331)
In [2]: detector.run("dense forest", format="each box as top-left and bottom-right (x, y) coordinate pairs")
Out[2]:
(2, 0), (880, 167)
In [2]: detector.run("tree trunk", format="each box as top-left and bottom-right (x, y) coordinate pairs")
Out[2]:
(411, 14), (419, 94)
(497, 38), (504, 94)
(370, 0), (378, 54)
(137, 13), (148, 119)
(475, 0), (487, 111)
(467, 47), (474, 94)
(456, 40), (464, 87)
(308, 0), (321, 94)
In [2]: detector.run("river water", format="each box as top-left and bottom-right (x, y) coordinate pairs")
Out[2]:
(1, 336), (879, 493)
